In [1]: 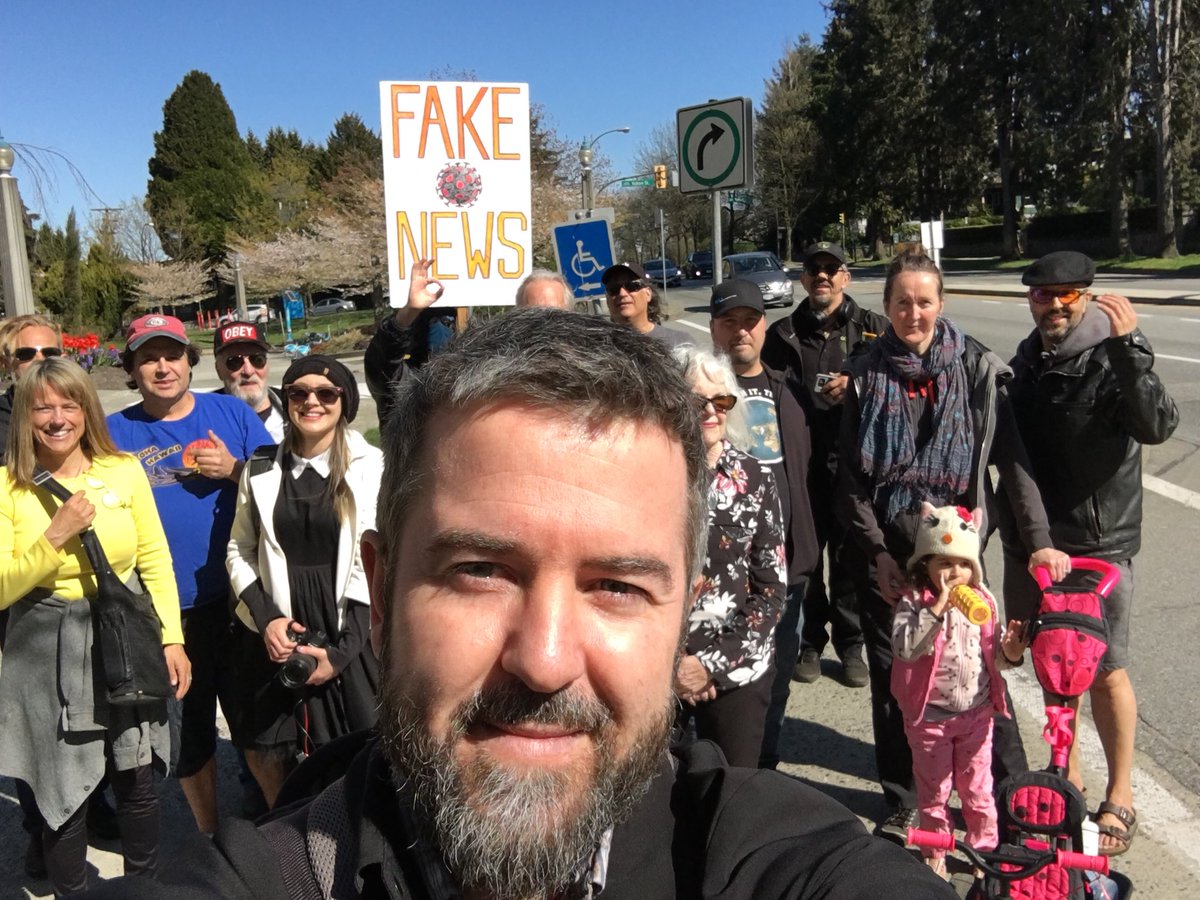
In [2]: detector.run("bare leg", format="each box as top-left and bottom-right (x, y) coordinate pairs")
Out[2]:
(179, 758), (218, 835)
(244, 749), (290, 809)
(1089, 668), (1137, 852)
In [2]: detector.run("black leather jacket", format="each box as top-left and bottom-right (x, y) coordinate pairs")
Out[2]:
(1002, 311), (1178, 559)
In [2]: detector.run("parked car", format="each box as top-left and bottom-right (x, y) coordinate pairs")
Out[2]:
(685, 250), (713, 280)
(643, 258), (683, 288)
(310, 296), (356, 316)
(722, 252), (795, 307)
(217, 304), (274, 326)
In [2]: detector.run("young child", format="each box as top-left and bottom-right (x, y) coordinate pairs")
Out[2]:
(891, 502), (1028, 879)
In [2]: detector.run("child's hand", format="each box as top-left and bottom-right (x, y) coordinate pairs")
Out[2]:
(930, 571), (952, 617)
(1001, 619), (1029, 663)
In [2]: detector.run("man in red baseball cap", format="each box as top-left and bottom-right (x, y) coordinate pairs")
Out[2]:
(212, 321), (285, 442)
(108, 314), (272, 836)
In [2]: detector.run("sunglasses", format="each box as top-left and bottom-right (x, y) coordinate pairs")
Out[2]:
(1028, 287), (1086, 306)
(285, 385), (343, 406)
(804, 261), (843, 277)
(14, 346), (63, 362)
(222, 353), (268, 372)
(605, 279), (647, 296)
(695, 393), (738, 413)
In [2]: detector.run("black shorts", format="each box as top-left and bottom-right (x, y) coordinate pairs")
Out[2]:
(173, 600), (242, 778)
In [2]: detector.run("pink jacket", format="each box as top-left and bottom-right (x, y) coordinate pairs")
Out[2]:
(890, 584), (1011, 728)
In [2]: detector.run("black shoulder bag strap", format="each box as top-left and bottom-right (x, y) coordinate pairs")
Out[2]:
(32, 465), (174, 705)
(32, 466), (122, 590)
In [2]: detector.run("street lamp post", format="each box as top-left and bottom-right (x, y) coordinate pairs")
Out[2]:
(0, 137), (36, 316)
(579, 127), (630, 214)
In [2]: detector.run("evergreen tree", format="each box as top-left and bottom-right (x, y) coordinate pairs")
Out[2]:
(147, 70), (268, 261)
(63, 210), (84, 329)
(756, 37), (823, 259)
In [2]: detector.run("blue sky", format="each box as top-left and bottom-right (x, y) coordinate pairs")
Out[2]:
(2, 0), (828, 234)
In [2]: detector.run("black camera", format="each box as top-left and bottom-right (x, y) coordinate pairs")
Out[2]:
(277, 625), (328, 689)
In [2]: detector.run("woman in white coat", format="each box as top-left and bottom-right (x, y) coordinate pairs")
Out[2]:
(226, 355), (381, 806)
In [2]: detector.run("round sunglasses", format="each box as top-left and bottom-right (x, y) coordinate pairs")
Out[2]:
(285, 385), (343, 406)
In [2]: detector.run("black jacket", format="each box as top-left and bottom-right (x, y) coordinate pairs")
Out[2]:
(81, 733), (953, 899)
(1001, 307), (1178, 559)
(363, 314), (424, 426)
(760, 365), (820, 581)
(761, 294), (890, 480)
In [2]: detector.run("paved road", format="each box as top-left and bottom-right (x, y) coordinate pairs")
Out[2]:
(663, 276), (1200, 893)
(2, 288), (1196, 896)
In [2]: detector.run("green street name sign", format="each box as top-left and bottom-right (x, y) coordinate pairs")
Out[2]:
(620, 176), (655, 187)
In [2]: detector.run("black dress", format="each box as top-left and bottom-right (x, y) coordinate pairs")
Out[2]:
(237, 459), (379, 752)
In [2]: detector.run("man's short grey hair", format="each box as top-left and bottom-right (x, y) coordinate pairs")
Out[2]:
(515, 269), (573, 308)
(673, 346), (752, 452)
(378, 307), (709, 586)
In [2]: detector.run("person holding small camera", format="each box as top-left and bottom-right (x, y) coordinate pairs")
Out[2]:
(225, 355), (382, 807)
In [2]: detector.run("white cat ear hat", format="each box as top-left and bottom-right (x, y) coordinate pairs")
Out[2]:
(908, 502), (984, 585)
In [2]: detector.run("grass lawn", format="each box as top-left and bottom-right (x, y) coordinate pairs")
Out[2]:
(364, 427), (381, 448)
(189, 309), (379, 350)
(850, 254), (1200, 276)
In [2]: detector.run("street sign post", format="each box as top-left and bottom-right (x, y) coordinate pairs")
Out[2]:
(675, 97), (754, 195)
(553, 218), (616, 300)
(676, 97), (753, 285)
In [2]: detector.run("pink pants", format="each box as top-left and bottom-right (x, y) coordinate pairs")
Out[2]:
(904, 704), (998, 859)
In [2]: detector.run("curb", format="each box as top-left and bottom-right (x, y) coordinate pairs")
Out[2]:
(945, 285), (1200, 306)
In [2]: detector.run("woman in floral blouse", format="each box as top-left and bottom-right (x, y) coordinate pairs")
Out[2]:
(674, 348), (788, 767)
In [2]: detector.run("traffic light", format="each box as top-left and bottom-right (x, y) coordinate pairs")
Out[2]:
(838, 212), (846, 224)
(654, 164), (667, 189)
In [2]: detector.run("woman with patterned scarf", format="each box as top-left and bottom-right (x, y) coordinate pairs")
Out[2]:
(835, 250), (1071, 844)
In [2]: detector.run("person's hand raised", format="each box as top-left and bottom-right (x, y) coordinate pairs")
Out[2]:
(1092, 293), (1137, 338)
(394, 258), (444, 327)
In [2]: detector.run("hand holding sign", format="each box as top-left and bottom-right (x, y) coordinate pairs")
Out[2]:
(394, 258), (445, 327)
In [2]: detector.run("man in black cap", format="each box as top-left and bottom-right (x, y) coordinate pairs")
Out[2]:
(762, 242), (888, 688)
(1000, 250), (1178, 857)
(708, 279), (819, 768)
(213, 321), (286, 442)
(601, 261), (693, 349)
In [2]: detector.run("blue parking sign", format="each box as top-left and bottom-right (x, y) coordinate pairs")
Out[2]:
(552, 219), (615, 299)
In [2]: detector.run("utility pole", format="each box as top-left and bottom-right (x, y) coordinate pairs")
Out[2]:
(0, 138), (36, 316)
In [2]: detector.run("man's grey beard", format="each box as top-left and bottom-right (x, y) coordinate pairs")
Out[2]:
(228, 379), (268, 410)
(378, 671), (671, 900)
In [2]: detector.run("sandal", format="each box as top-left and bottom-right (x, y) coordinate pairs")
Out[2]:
(1093, 801), (1138, 857)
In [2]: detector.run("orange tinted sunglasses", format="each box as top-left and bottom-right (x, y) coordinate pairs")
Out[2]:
(1028, 287), (1086, 305)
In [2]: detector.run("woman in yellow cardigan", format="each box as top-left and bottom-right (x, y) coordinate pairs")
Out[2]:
(0, 357), (190, 895)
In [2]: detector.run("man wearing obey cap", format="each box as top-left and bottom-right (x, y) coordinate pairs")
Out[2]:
(708, 278), (819, 768)
(999, 251), (1178, 856)
(107, 314), (272, 836)
(213, 321), (286, 442)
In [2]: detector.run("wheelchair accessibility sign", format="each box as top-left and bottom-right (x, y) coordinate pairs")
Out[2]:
(553, 219), (615, 299)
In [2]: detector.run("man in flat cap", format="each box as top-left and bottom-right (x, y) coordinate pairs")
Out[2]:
(999, 250), (1178, 856)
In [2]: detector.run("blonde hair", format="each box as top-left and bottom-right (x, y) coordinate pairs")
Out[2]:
(1, 315), (62, 375)
(5, 357), (123, 488)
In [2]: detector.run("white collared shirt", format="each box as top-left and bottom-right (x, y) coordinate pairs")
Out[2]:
(288, 446), (332, 480)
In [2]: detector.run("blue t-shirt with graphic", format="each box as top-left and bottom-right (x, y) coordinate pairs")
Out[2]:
(107, 392), (272, 610)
